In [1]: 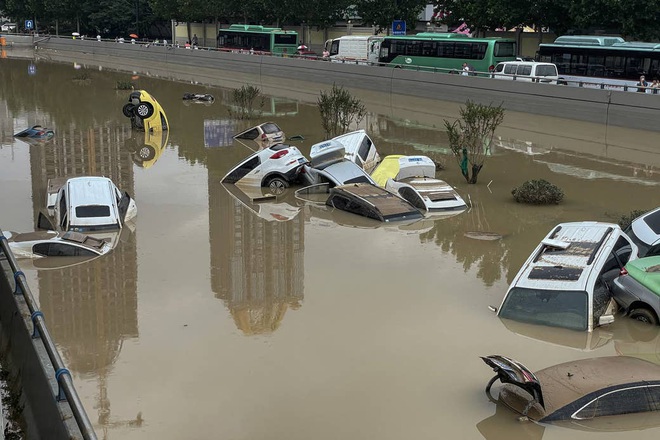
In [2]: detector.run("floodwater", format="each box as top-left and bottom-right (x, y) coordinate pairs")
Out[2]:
(1, 56), (660, 440)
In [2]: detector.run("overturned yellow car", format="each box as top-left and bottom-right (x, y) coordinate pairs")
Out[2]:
(122, 90), (169, 132)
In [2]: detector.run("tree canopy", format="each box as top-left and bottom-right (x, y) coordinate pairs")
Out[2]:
(1, 0), (659, 40)
(433, 0), (660, 40)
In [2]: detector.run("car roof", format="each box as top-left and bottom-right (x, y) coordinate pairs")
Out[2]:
(537, 356), (660, 417)
(513, 222), (623, 291)
(630, 207), (660, 246)
(66, 177), (116, 207)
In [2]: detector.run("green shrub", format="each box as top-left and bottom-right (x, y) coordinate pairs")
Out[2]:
(229, 85), (264, 119)
(512, 179), (564, 205)
(116, 81), (135, 90)
(617, 209), (650, 230)
(317, 83), (366, 138)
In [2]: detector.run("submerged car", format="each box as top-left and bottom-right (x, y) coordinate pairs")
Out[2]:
(182, 93), (215, 104)
(221, 143), (308, 195)
(625, 207), (660, 257)
(301, 139), (376, 188)
(122, 90), (169, 132)
(482, 355), (660, 424)
(3, 230), (112, 259)
(371, 155), (467, 214)
(43, 176), (137, 235)
(326, 183), (423, 223)
(611, 256), (660, 325)
(234, 122), (285, 148)
(331, 130), (380, 174)
(13, 125), (55, 140)
(495, 222), (638, 332)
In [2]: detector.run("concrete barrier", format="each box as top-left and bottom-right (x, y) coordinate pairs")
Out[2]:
(22, 35), (660, 133)
(0, 256), (87, 439)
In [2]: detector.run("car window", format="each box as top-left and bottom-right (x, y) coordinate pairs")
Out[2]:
(494, 63), (504, 73)
(59, 192), (67, 228)
(237, 128), (259, 140)
(499, 288), (588, 331)
(518, 65), (532, 76)
(261, 123), (281, 134)
(329, 194), (380, 221)
(357, 136), (372, 162)
(504, 64), (517, 75)
(574, 387), (652, 419)
(33, 243), (97, 257)
(536, 65), (557, 76)
(76, 205), (111, 218)
(345, 176), (372, 185)
(223, 155), (261, 183)
(398, 187), (425, 210)
(648, 385), (660, 410)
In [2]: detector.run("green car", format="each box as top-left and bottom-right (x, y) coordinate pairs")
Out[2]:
(611, 256), (660, 325)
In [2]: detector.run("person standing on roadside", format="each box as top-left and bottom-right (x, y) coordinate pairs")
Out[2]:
(636, 75), (649, 92)
(192, 34), (198, 48)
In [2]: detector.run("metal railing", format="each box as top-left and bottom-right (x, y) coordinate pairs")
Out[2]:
(0, 230), (97, 440)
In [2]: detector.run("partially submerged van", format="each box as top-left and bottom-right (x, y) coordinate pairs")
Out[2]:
(491, 61), (559, 83)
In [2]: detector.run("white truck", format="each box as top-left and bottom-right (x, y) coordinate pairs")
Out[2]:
(324, 35), (383, 64)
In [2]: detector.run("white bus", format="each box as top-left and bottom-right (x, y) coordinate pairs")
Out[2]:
(324, 35), (383, 64)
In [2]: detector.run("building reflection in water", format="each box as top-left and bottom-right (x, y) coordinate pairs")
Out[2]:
(29, 123), (141, 432)
(209, 180), (305, 335)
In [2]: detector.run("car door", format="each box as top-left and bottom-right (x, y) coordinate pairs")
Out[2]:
(572, 386), (653, 419)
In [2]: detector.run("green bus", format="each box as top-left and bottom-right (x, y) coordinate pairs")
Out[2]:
(377, 33), (517, 73)
(538, 35), (660, 86)
(217, 24), (298, 55)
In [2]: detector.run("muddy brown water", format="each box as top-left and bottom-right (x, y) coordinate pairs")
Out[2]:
(1, 58), (660, 440)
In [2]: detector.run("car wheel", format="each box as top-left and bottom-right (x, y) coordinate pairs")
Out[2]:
(630, 308), (659, 326)
(135, 102), (154, 119)
(138, 145), (156, 161)
(266, 176), (289, 196)
(122, 103), (135, 117)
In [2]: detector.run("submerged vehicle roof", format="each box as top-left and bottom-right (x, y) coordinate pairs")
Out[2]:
(371, 155), (436, 187)
(327, 183), (423, 222)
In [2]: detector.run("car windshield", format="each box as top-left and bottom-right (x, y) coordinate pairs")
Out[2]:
(499, 287), (589, 331)
(261, 123), (281, 134)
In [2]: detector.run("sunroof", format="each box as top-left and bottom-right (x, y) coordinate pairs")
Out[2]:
(529, 266), (583, 281)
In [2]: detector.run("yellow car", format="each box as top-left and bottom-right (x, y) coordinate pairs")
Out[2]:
(122, 90), (169, 132)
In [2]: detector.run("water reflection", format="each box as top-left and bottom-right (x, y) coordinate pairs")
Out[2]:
(209, 177), (305, 335)
(123, 128), (169, 169)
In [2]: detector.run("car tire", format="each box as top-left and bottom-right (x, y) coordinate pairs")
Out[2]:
(135, 102), (154, 119)
(629, 308), (659, 326)
(138, 145), (156, 161)
(122, 103), (135, 118)
(265, 176), (289, 196)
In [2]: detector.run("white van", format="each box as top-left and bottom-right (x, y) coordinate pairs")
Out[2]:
(324, 35), (383, 64)
(491, 61), (559, 83)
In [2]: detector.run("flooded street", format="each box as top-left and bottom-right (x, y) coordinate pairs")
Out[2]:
(2, 57), (660, 440)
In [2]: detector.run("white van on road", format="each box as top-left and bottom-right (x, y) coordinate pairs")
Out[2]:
(325, 35), (383, 64)
(491, 61), (559, 83)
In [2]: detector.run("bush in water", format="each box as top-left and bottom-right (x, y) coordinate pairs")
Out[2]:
(512, 179), (564, 204)
(317, 83), (366, 138)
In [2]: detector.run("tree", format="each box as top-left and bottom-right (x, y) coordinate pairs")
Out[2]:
(317, 84), (366, 138)
(443, 101), (504, 184)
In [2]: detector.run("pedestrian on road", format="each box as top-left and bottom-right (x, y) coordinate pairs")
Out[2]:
(636, 75), (649, 92)
(192, 34), (198, 48)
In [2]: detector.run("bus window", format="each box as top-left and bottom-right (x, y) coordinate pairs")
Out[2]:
(274, 34), (296, 45)
(587, 55), (605, 76)
(604, 56), (625, 77)
(438, 42), (454, 57)
(494, 41), (516, 57)
(626, 57), (645, 77)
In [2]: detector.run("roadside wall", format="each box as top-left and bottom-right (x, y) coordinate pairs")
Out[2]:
(24, 36), (660, 133)
(0, 258), (84, 439)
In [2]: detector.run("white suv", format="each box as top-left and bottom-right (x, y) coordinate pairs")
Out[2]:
(496, 222), (638, 332)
